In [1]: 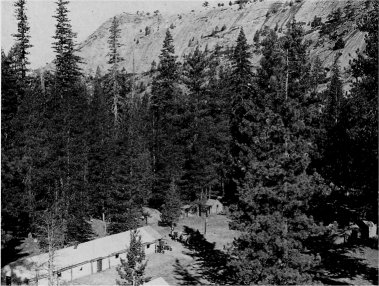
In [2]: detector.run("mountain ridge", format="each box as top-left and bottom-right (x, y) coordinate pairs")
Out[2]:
(44, 0), (366, 79)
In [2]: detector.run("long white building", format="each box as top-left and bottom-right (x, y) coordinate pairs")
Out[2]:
(2, 225), (162, 285)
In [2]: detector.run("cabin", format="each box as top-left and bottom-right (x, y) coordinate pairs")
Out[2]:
(358, 220), (378, 239)
(198, 204), (212, 217)
(181, 205), (192, 217)
(206, 199), (224, 214)
(2, 226), (162, 286)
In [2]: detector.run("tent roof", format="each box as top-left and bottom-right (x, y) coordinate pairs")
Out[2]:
(181, 204), (192, 209)
(4, 226), (162, 280)
(144, 277), (170, 286)
(206, 199), (222, 206)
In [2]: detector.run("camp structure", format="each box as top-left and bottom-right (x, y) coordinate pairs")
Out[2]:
(205, 199), (224, 214)
(144, 277), (171, 286)
(2, 226), (162, 286)
(180, 204), (197, 217)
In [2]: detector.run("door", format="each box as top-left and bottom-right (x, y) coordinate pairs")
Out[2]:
(97, 259), (102, 272)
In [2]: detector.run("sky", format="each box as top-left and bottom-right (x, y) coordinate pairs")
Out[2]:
(1, 0), (208, 69)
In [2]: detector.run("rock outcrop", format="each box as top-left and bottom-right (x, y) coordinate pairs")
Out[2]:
(46, 0), (367, 79)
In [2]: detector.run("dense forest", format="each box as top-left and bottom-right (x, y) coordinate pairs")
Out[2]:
(1, 0), (378, 284)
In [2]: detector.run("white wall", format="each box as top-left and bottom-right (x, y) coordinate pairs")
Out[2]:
(145, 242), (156, 255)
(37, 277), (48, 286)
(72, 262), (92, 280)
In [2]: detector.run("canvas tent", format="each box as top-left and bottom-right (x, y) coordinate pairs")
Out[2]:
(206, 199), (223, 214)
(144, 277), (170, 286)
(2, 226), (162, 286)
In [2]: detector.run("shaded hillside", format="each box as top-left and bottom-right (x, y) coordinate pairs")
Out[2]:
(61, 0), (367, 78)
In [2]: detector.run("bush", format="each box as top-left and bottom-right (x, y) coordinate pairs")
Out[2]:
(145, 26), (151, 36)
(170, 23), (175, 29)
(311, 16), (322, 28)
(333, 37), (345, 50)
(221, 24), (227, 31)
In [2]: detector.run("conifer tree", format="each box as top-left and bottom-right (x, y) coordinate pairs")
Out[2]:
(337, 1), (378, 222)
(229, 28), (255, 200)
(52, 0), (81, 88)
(117, 230), (147, 286)
(150, 29), (183, 207)
(107, 16), (124, 129)
(228, 23), (328, 284)
(309, 56), (326, 95)
(160, 180), (181, 232)
(12, 0), (32, 80)
(345, 1), (378, 221)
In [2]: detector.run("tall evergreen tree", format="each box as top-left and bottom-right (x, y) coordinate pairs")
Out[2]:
(117, 230), (147, 286)
(229, 28), (255, 201)
(160, 180), (181, 231)
(150, 29), (183, 207)
(107, 16), (124, 129)
(12, 0), (32, 80)
(52, 0), (81, 88)
(228, 23), (328, 284)
(344, 0), (378, 222)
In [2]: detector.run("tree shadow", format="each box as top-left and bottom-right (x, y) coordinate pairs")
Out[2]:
(178, 226), (234, 284)
(173, 258), (202, 285)
(307, 235), (378, 285)
(1, 236), (30, 267)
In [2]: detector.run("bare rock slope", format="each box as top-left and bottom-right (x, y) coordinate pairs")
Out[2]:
(75, 0), (366, 76)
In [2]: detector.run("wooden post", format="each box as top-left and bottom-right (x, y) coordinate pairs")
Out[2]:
(108, 257), (111, 269)
(204, 217), (207, 235)
(285, 49), (289, 101)
(70, 268), (73, 281)
(91, 261), (93, 274)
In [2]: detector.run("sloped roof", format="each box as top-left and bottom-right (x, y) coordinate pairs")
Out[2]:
(3, 226), (162, 280)
(144, 277), (170, 286)
(206, 199), (223, 206)
(181, 204), (192, 209)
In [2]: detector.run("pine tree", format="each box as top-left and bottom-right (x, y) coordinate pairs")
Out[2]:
(107, 16), (124, 129)
(324, 60), (343, 128)
(117, 230), (147, 286)
(160, 180), (181, 232)
(229, 28), (255, 201)
(228, 22), (328, 284)
(52, 0), (81, 88)
(340, 1), (377, 222)
(12, 0), (32, 80)
(309, 56), (326, 95)
(150, 29), (183, 207)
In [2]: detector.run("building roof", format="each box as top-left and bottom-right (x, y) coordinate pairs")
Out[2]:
(3, 226), (163, 280)
(144, 277), (170, 286)
(206, 199), (223, 206)
(181, 204), (192, 210)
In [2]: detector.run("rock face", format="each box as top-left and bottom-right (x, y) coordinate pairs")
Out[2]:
(71, 0), (366, 76)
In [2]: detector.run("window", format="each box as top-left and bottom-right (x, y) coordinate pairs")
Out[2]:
(115, 254), (119, 258)
(57, 272), (62, 277)
(147, 244), (150, 249)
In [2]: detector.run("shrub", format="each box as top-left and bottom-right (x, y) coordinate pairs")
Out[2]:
(333, 37), (345, 50)
(221, 24), (227, 31)
(145, 26), (151, 36)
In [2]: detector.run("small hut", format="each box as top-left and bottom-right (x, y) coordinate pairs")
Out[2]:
(206, 199), (224, 214)
(198, 204), (212, 217)
(181, 205), (192, 217)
